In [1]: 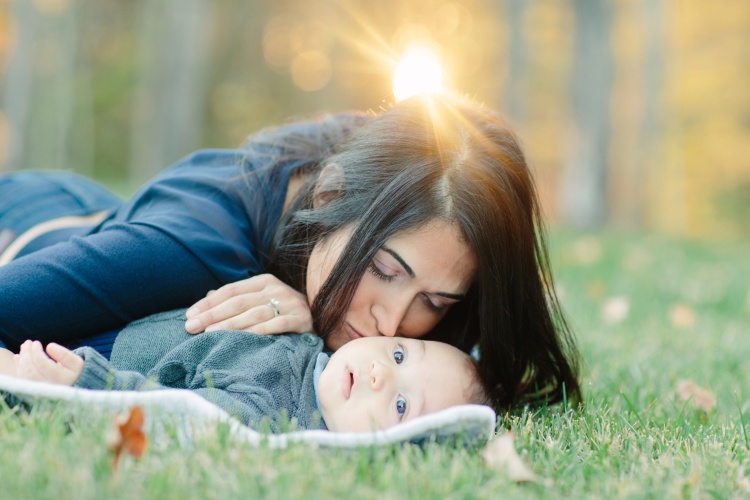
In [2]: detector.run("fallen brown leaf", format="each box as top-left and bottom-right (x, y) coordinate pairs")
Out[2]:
(108, 405), (148, 470)
(481, 432), (550, 486)
(670, 304), (697, 329)
(677, 380), (716, 412)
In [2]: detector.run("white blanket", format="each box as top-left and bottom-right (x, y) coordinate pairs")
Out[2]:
(0, 374), (496, 448)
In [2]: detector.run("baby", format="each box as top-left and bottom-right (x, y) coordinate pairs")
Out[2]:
(0, 310), (488, 433)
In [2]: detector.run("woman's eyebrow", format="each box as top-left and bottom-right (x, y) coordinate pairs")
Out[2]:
(381, 246), (467, 300)
(382, 246), (414, 277)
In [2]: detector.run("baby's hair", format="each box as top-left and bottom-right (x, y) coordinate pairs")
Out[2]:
(463, 356), (494, 409)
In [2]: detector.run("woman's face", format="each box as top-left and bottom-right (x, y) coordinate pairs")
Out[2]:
(306, 221), (477, 350)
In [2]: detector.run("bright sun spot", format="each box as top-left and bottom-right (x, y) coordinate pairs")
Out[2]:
(393, 46), (445, 102)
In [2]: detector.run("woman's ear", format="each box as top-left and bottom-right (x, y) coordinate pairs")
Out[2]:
(313, 163), (346, 208)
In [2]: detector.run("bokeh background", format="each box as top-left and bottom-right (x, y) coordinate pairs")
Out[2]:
(1, 0), (748, 238)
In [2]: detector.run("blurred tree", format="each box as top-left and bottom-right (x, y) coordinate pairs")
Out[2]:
(0, 0), (33, 172)
(3, 0), (84, 174)
(1, 0), (747, 236)
(559, 0), (614, 228)
(128, 0), (210, 185)
(636, 0), (664, 227)
(502, 0), (526, 123)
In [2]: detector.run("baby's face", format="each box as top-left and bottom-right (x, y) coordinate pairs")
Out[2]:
(317, 336), (474, 432)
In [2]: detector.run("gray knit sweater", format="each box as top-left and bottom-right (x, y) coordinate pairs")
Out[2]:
(73, 309), (326, 431)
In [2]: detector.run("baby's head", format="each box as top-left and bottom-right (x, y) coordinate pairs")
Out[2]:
(317, 336), (488, 432)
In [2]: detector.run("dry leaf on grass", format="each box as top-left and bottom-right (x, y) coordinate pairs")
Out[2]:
(602, 296), (630, 324)
(670, 304), (697, 328)
(107, 405), (148, 470)
(481, 432), (550, 486)
(677, 380), (716, 412)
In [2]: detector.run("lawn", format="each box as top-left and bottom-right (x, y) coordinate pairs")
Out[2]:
(0, 231), (748, 499)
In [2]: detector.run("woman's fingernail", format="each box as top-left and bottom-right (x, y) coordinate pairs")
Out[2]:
(186, 307), (198, 318)
(185, 318), (201, 332)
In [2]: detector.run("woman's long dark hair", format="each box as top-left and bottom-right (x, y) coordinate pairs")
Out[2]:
(259, 94), (580, 411)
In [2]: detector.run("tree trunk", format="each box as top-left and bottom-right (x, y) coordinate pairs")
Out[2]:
(1, 0), (36, 171)
(559, 0), (614, 227)
(129, 0), (210, 184)
(502, 0), (526, 123)
(636, 0), (664, 226)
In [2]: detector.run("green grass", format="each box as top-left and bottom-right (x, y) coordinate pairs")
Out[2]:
(1, 231), (749, 499)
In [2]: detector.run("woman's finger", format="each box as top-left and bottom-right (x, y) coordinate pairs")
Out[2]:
(186, 275), (312, 334)
(186, 277), (268, 319)
(248, 314), (314, 336)
(187, 291), (266, 332)
(202, 303), (276, 332)
(202, 292), (312, 334)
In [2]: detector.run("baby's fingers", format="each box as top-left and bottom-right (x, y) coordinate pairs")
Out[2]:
(20, 341), (78, 385)
(17, 341), (48, 380)
(46, 343), (84, 375)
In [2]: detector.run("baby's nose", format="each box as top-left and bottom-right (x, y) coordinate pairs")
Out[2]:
(369, 360), (386, 391)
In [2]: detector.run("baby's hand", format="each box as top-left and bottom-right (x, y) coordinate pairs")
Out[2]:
(14, 341), (84, 386)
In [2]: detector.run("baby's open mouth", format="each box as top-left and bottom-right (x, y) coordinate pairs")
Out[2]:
(342, 367), (354, 399)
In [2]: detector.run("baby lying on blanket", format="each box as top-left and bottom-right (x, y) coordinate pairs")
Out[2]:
(0, 310), (489, 433)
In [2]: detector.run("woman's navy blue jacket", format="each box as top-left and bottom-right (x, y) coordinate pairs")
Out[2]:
(0, 119), (338, 346)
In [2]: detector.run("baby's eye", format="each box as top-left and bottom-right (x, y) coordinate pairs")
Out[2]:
(393, 345), (405, 364)
(396, 396), (408, 418)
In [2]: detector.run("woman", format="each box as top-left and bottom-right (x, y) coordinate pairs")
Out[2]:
(0, 93), (580, 410)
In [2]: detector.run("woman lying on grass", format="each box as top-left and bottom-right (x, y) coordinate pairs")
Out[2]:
(0, 309), (488, 432)
(0, 93), (580, 412)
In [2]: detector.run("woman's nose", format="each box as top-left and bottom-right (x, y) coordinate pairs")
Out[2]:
(369, 360), (388, 391)
(372, 293), (410, 337)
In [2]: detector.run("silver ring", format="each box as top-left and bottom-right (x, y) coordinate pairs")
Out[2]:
(267, 298), (280, 318)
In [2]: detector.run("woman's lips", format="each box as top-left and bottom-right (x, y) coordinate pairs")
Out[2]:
(346, 323), (364, 341)
(342, 367), (354, 399)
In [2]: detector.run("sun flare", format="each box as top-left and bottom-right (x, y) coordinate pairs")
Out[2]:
(392, 46), (445, 102)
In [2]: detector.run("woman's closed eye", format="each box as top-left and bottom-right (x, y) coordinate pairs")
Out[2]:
(421, 293), (447, 314)
(368, 257), (397, 282)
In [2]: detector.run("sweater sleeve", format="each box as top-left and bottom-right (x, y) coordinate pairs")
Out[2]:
(73, 346), (271, 426)
(73, 346), (162, 391)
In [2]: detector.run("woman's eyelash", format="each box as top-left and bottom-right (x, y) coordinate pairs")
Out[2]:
(368, 261), (394, 282)
(422, 294), (446, 314)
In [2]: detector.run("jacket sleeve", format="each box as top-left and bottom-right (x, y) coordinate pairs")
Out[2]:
(0, 223), (221, 346)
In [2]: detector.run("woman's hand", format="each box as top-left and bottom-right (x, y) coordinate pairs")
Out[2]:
(184, 274), (313, 335)
(13, 341), (84, 386)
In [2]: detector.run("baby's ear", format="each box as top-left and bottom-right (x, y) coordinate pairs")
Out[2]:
(313, 163), (346, 208)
